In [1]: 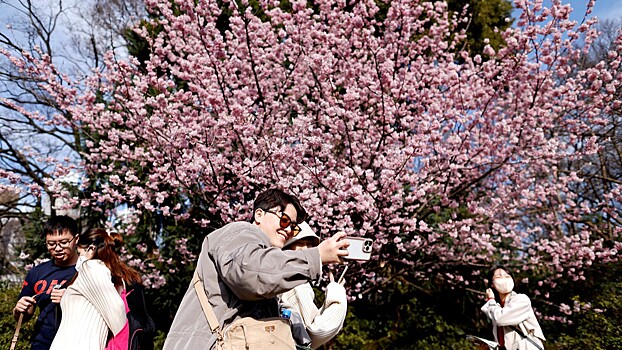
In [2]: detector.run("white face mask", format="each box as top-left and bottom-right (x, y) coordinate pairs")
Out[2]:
(493, 278), (514, 294)
(75, 255), (88, 271)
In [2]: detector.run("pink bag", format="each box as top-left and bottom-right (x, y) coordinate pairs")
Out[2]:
(106, 287), (130, 350)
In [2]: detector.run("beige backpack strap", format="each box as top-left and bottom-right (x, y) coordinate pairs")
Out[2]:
(193, 270), (221, 333)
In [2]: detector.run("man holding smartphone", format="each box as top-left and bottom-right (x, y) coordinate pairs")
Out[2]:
(163, 189), (349, 350)
(13, 216), (79, 350)
(280, 222), (349, 349)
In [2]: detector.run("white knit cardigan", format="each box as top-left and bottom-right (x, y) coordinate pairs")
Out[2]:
(281, 281), (347, 349)
(50, 259), (126, 350)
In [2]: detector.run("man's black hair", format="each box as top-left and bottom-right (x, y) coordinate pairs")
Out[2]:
(42, 215), (79, 238)
(250, 188), (307, 223)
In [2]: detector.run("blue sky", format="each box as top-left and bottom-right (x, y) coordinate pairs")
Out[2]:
(510, 1), (622, 24)
(567, 0), (622, 21)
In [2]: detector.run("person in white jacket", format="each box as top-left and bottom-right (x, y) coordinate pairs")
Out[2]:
(50, 228), (142, 350)
(481, 266), (546, 350)
(280, 222), (348, 349)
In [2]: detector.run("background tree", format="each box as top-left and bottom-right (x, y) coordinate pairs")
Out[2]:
(64, 0), (620, 295)
(526, 18), (622, 350)
(0, 0), (149, 269)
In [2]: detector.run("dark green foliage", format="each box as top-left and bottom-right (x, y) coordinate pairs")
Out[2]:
(447, 0), (514, 56)
(125, 25), (155, 73)
(557, 300), (622, 350)
(0, 282), (37, 350)
(145, 219), (204, 329)
(544, 262), (622, 350)
(18, 208), (49, 266)
(332, 284), (480, 350)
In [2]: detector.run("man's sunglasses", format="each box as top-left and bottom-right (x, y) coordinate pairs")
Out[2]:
(264, 210), (301, 237)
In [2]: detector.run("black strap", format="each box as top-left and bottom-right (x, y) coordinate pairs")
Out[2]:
(510, 325), (543, 350)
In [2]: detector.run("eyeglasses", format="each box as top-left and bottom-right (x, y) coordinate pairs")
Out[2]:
(264, 210), (301, 237)
(45, 235), (77, 249)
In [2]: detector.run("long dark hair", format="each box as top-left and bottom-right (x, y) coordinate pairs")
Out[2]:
(78, 228), (142, 286)
(487, 265), (514, 302)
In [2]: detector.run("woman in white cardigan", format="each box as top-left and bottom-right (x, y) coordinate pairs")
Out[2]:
(50, 228), (142, 350)
(280, 222), (348, 349)
(481, 266), (546, 350)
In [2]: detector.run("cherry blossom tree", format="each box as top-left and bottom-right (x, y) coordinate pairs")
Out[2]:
(2, 0), (621, 328)
(0, 0), (145, 221)
(0, 0), (150, 278)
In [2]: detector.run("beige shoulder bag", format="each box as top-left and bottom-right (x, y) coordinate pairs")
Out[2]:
(192, 270), (295, 350)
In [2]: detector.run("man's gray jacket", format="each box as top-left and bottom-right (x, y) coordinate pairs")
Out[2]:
(162, 221), (322, 350)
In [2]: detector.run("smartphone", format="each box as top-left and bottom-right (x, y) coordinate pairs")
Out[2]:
(343, 237), (373, 260)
